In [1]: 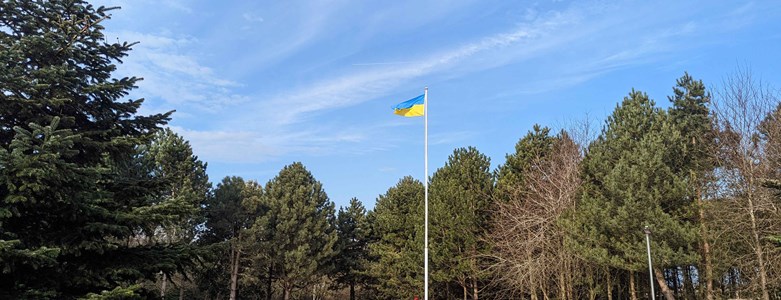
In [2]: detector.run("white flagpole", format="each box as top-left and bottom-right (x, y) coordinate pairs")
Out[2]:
(644, 226), (656, 299)
(423, 87), (429, 300)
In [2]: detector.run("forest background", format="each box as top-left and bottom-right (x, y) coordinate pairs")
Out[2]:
(2, 1), (781, 300)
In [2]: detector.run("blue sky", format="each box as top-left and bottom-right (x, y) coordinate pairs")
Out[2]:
(95, 0), (781, 210)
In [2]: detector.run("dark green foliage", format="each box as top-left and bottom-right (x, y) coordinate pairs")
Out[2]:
(191, 242), (232, 299)
(495, 124), (556, 202)
(143, 128), (210, 242)
(198, 176), (252, 298)
(669, 72), (713, 161)
(261, 162), (337, 298)
(429, 147), (493, 298)
(81, 284), (143, 300)
(0, 1), (196, 298)
(202, 176), (250, 244)
(563, 90), (699, 273)
(667, 72), (716, 204)
(238, 179), (271, 299)
(333, 198), (371, 299)
(367, 176), (424, 299)
(668, 73), (718, 296)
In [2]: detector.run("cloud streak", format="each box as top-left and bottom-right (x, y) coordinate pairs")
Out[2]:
(110, 30), (248, 113)
(112, 0), (769, 165)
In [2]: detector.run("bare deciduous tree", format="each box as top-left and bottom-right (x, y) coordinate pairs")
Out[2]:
(711, 67), (781, 300)
(488, 131), (587, 300)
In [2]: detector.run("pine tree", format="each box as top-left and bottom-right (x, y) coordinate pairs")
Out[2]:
(262, 162), (337, 300)
(141, 128), (210, 299)
(201, 176), (253, 300)
(367, 176), (424, 299)
(144, 128), (210, 243)
(430, 147), (493, 299)
(563, 90), (699, 300)
(334, 198), (371, 300)
(668, 72), (717, 300)
(495, 125), (556, 202)
(0, 1), (193, 298)
(240, 179), (273, 300)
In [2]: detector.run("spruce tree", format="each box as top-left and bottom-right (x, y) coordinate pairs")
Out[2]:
(262, 162), (337, 300)
(334, 198), (371, 300)
(430, 147), (493, 299)
(367, 176), (424, 299)
(0, 1), (193, 298)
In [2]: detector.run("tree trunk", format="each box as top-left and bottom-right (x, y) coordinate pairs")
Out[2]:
(606, 270), (612, 300)
(567, 276), (573, 300)
(670, 268), (680, 299)
(472, 277), (478, 300)
(746, 189), (770, 300)
(683, 267), (696, 299)
(558, 270), (568, 300)
(697, 188), (714, 300)
(350, 278), (355, 300)
(229, 239), (241, 300)
(283, 285), (291, 300)
(462, 283), (467, 300)
(629, 271), (637, 300)
(161, 272), (167, 298)
(179, 286), (184, 300)
(654, 268), (676, 300)
(730, 268), (739, 299)
(267, 265), (273, 300)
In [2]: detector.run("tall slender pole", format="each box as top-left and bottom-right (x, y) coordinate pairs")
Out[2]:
(644, 226), (656, 299)
(423, 87), (429, 300)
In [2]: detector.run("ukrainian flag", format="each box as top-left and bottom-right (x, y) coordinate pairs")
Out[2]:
(392, 94), (425, 117)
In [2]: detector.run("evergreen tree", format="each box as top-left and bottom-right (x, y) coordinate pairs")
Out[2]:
(495, 125), (556, 202)
(367, 176), (424, 300)
(563, 90), (699, 300)
(262, 162), (337, 300)
(430, 147), (493, 299)
(144, 128), (210, 243)
(240, 179), (273, 300)
(201, 176), (253, 300)
(0, 1), (193, 298)
(667, 72), (717, 299)
(140, 128), (210, 299)
(333, 198), (371, 300)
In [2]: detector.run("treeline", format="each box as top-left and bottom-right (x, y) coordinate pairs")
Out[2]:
(2, 1), (781, 300)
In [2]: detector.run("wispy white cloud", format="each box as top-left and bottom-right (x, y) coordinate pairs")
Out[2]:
(242, 12), (264, 23)
(169, 121), (398, 163)
(113, 0), (770, 164)
(245, 13), (563, 127)
(193, 1), (739, 162)
(378, 167), (397, 173)
(238, 6), (596, 128)
(430, 131), (478, 146)
(110, 30), (247, 113)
